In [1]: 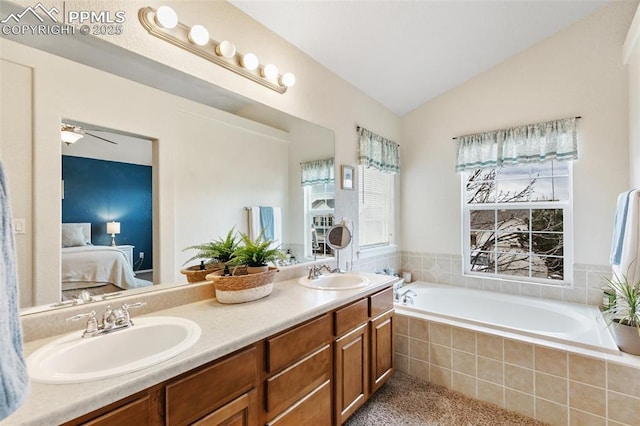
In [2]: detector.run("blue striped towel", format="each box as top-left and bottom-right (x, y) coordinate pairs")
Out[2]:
(0, 161), (29, 420)
(610, 190), (633, 266)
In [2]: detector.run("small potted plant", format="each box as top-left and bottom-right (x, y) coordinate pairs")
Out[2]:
(230, 231), (285, 274)
(180, 228), (239, 283)
(206, 231), (284, 304)
(602, 272), (640, 355)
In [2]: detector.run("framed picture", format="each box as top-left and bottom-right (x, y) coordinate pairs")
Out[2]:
(342, 165), (354, 190)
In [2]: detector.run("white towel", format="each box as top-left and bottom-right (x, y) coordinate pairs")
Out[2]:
(610, 190), (633, 265)
(0, 162), (29, 420)
(248, 206), (261, 241)
(613, 189), (640, 284)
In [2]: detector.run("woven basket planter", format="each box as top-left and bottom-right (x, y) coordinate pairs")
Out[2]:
(180, 263), (224, 283)
(206, 266), (278, 304)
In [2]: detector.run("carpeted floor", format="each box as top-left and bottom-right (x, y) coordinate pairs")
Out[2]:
(345, 372), (547, 426)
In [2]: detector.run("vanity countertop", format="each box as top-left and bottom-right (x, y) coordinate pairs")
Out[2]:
(2, 272), (397, 426)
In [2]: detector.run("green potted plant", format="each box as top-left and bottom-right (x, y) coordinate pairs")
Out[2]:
(602, 272), (640, 355)
(205, 231), (284, 304)
(230, 230), (285, 274)
(180, 228), (239, 283)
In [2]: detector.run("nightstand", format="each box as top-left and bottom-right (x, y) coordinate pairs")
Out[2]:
(115, 245), (135, 267)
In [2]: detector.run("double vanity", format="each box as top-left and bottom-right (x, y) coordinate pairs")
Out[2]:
(7, 271), (398, 425)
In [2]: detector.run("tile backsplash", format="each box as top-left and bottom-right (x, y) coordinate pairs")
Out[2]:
(305, 248), (610, 307)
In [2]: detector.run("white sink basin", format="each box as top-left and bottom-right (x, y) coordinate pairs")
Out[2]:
(27, 316), (201, 384)
(298, 273), (370, 290)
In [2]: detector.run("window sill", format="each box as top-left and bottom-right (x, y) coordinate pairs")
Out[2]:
(463, 271), (571, 287)
(357, 244), (399, 259)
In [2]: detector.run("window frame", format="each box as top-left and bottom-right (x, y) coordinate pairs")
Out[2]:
(358, 165), (395, 249)
(461, 162), (573, 286)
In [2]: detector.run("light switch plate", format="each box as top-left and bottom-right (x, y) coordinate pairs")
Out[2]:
(13, 219), (25, 234)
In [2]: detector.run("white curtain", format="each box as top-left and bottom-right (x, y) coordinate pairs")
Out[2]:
(301, 158), (334, 186)
(358, 127), (400, 174)
(455, 117), (578, 172)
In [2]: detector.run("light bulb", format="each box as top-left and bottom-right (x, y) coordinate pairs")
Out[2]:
(215, 40), (236, 58)
(280, 72), (296, 87)
(154, 6), (177, 29)
(241, 53), (259, 71)
(262, 63), (278, 80)
(188, 25), (209, 46)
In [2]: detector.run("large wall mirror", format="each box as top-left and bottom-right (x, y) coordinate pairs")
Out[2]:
(0, 28), (334, 314)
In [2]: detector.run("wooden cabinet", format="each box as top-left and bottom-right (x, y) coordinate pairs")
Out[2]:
(81, 395), (152, 426)
(334, 287), (395, 425)
(266, 380), (332, 426)
(369, 287), (395, 395)
(264, 315), (333, 424)
(192, 390), (257, 426)
(65, 284), (395, 426)
(370, 310), (394, 394)
(334, 323), (369, 424)
(166, 346), (258, 425)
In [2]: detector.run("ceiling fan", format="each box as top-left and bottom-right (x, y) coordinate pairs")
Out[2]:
(60, 123), (118, 146)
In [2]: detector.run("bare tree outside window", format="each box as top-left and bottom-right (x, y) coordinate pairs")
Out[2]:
(465, 162), (568, 282)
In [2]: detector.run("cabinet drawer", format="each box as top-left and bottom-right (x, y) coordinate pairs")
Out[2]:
(166, 347), (257, 426)
(266, 344), (331, 418)
(267, 314), (332, 373)
(334, 298), (368, 337)
(192, 389), (257, 426)
(83, 395), (150, 426)
(266, 380), (332, 426)
(370, 287), (394, 318)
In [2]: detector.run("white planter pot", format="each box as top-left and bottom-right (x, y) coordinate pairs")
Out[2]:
(611, 321), (640, 355)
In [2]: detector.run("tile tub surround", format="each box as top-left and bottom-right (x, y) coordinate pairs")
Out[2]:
(401, 251), (610, 306)
(394, 314), (640, 426)
(8, 272), (398, 425)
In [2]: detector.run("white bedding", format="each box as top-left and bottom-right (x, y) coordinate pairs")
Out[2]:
(61, 245), (151, 291)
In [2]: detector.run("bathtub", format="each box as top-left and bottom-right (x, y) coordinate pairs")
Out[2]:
(394, 282), (619, 354)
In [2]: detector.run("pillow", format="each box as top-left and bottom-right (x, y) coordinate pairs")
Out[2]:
(61, 225), (87, 248)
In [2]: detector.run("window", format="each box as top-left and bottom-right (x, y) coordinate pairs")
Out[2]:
(462, 160), (572, 284)
(304, 183), (335, 258)
(359, 165), (394, 247)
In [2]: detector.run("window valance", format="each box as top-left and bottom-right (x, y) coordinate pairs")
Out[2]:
(455, 117), (578, 172)
(301, 158), (334, 186)
(358, 127), (400, 174)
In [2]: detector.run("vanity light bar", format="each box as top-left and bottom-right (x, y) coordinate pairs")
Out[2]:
(139, 6), (295, 94)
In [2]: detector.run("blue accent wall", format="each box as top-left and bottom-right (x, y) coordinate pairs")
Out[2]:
(62, 156), (153, 270)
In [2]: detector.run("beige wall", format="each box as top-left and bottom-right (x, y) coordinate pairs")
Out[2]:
(626, 4), (640, 186)
(400, 1), (636, 267)
(0, 59), (33, 307)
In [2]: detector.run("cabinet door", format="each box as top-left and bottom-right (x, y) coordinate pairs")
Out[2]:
(192, 389), (257, 426)
(334, 323), (369, 425)
(370, 310), (394, 394)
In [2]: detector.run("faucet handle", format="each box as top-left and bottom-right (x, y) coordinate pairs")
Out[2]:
(66, 310), (97, 322)
(122, 301), (146, 311)
(66, 310), (98, 337)
(119, 302), (146, 325)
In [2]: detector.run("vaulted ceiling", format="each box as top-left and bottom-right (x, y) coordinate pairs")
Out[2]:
(230, 1), (608, 116)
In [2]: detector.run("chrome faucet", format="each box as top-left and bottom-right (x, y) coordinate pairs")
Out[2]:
(307, 264), (334, 280)
(394, 288), (417, 304)
(67, 302), (146, 338)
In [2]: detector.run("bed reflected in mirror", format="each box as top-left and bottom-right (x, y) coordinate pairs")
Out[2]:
(60, 122), (155, 304)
